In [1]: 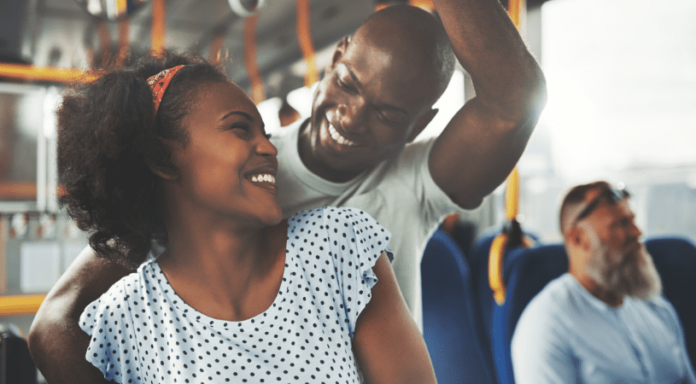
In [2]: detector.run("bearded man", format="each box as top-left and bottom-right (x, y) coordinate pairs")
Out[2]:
(511, 181), (696, 384)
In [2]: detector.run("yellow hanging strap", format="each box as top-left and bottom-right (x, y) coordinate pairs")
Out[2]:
(489, 168), (528, 304)
(508, 0), (525, 30)
(505, 167), (520, 221)
(210, 27), (227, 65)
(95, 20), (112, 67)
(244, 14), (265, 104)
(296, 0), (318, 88)
(151, 0), (166, 56)
(115, 18), (130, 67)
(116, 0), (127, 16)
(488, 0), (526, 306)
(488, 232), (509, 304)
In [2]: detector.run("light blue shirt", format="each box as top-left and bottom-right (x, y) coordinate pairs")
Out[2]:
(511, 273), (696, 384)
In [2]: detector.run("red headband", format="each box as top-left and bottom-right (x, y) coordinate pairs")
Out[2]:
(146, 65), (185, 115)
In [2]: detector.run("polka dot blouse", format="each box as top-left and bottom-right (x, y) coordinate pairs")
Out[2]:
(79, 207), (392, 384)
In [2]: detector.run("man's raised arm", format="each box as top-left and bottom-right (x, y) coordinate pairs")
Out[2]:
(429, 0), (547, 209)
(28, 246), (133, 383)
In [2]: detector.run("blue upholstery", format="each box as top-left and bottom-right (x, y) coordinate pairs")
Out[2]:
(469, 231), (539, 372)
(469, 234), (499, 352)
(645, 237), (696, 371)
(448, 220), (478, 258)
(490, 244), (569, 384)
(421, 229), (496, 384)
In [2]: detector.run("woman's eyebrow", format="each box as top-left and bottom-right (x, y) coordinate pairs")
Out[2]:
(219, 111), (254, 122)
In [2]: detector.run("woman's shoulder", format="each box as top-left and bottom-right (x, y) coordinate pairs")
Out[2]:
(289, 206), (379, 229)
(288, 207), (391, 253)
(78, 262), (156, 383)
(80, 260), (155, 323)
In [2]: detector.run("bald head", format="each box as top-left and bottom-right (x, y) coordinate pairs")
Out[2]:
(352, 5), (456, 105)
(559, 181), (611, 236)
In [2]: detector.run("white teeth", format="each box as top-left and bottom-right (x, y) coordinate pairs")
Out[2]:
(328, 124), (357, 147)
(250, 174), (275, 184)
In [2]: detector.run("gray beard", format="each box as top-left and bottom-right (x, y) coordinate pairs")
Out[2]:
(585, 241), (662, 301)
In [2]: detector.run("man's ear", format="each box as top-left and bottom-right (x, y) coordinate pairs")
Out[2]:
(569, 226), (594, 252)
(406, 108), (438, 143)
(328, 36), (350, 72)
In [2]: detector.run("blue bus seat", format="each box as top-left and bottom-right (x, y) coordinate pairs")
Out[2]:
(421, 229), (496, 384)
(645, 237), (696, 371)
(447, 219), (478, 259)
(490, 244), (568, 384)
(469, 230), (540, 370)
(469, 234), (499, 353)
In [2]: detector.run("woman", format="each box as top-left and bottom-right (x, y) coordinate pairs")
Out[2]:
(58, 52), (436, 383)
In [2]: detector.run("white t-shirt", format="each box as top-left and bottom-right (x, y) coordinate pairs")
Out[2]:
(80, 207), (392, 384)
(271, 119), (460, 324)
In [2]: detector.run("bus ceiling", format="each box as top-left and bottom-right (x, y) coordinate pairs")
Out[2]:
(0, 0), (550, 98)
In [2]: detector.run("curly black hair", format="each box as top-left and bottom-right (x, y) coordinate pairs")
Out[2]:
(58, 51), (229, 268)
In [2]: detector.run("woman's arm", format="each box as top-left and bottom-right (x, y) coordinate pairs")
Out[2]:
(352, 252), (437, 384)
(28, 246), (132, 384)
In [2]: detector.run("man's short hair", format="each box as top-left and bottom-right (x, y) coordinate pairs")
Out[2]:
(559, 181), (611, 235)
(356, 5), (456, 102)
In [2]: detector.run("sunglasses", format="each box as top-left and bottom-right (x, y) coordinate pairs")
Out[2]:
(572, 186), (630, 226)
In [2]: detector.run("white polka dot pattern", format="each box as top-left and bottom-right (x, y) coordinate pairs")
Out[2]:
(79, 207), (392, 384)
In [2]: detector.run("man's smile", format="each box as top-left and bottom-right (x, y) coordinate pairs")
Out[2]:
(328, 123), (358, 147)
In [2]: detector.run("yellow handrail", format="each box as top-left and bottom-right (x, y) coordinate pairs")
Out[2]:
(296, 0), (318, 87)
(0, 294), (46, 316)
(151, 0), (166, 56)
(244, 14), (265, 104)
(115, 18), (130, 67)
(489, 234), (509, 304)
(0, 63), (97, 83)
(488, 0), (527, 306)
(505, 167), (520, 221)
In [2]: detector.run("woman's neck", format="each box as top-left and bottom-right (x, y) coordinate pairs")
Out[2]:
(157, 210), (288, 321)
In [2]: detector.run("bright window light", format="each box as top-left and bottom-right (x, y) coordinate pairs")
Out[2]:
(540, 0), (696, 180)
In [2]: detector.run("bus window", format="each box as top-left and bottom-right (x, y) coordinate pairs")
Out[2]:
(513, 0), (696, 243)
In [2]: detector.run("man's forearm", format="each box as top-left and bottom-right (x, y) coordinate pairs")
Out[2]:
(427, 0), (547, 208)
(28, 246), (133, 383)
(29, 295), (113, 384)
(433, 0), (546, 121)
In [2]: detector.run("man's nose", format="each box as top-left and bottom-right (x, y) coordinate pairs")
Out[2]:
(337, 97), (368, 133)
(629, 221), (642, 240)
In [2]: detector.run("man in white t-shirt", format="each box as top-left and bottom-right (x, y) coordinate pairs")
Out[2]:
(29, 1), (546, 382)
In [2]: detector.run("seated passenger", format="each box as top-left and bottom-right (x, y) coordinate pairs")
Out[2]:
(54, 52), (436, 383)
(511, 181), (696, 384)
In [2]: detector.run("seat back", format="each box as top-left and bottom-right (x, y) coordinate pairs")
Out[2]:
(469, 232), (538, 362)
(421, 229), (496, 384)
(469, 234), (499, 352)
(645, 237), (696, 371)
(0, 323), (38, 384)
(490, 244), (568, 384)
